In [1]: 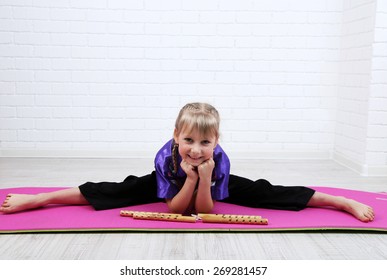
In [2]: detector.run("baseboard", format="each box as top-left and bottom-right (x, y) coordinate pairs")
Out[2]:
(0, 148), (330, 160)
(361, 165), (387, 177)
(332, 151), (387, 177)
(0, 149), (156, 159)
(225, 150), (331, 160)
(3, 149), (385, 176)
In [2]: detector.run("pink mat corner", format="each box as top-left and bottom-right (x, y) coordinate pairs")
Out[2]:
(0, 186), (386, 233)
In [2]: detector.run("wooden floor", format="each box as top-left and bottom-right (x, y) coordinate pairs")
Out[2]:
(0, 157), (386, 260)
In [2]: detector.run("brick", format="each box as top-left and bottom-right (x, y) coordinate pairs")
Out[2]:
(0, 95), (35, 106)
(35, 95), (72, 106)
(51, 8), (86, 21)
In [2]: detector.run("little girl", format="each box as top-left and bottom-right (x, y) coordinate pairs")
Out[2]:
(0, 102), (375, 222)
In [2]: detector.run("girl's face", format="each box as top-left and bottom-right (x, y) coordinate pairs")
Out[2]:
(174, 128), (218, 167)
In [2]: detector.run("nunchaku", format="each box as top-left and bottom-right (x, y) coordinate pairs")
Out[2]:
(120, 210), (268, 225)
(120, 210), (196, 223)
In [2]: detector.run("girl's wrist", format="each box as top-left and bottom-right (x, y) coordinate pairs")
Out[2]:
(198, 178), (212, 189)
(185, 176), (198, 185)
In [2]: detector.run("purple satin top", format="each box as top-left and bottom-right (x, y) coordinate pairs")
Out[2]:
(154, 139), (230, 200)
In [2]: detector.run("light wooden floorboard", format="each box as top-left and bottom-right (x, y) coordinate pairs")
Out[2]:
(0, 157), (386, 260)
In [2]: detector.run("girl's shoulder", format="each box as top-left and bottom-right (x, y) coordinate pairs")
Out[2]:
(213, 143), (230, 166)
(154, 139), (174, 167)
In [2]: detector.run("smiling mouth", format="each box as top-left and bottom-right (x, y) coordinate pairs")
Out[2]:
(188, 155), (202, 161)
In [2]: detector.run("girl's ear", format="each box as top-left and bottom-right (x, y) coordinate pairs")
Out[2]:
(214, 139), (219, 149)
(214, 136), (219, 146)
(173, 128), (179, 143)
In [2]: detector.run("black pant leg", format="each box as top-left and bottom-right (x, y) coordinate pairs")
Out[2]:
(221, 174), (315, 211)
(79, 171), (162, 210)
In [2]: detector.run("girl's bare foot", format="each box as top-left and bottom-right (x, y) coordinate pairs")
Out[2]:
(0, 193), (47, 213)
(308, 192), (375, 222)
(340, 197), (375, 222)
(1, 188), (89, 214)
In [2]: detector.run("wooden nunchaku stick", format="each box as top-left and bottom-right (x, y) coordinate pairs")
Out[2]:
(120, 210), (196, 223)
(120, 210), (268, 225)
(120, 210), (172, 217)
(198, 213), (269, 225)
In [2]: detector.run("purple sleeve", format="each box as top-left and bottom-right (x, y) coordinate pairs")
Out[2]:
(210, 146), (230, 200)
(154, 140), (179, 199)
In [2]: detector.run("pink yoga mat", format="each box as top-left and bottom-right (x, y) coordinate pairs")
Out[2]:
(0, 186), (386, 233)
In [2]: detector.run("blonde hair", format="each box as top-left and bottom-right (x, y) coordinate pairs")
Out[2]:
(175, 102), (220, 139)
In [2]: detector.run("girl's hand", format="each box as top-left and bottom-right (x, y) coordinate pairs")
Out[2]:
(197, 158), (215, 181)
(195, 158), (215, 213)
(180, 159), (199, 181)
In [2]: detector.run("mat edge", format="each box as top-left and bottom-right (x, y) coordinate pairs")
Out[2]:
(1, 227), (387, 234)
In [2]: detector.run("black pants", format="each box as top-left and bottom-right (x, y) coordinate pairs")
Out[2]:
(79, 172), (315, 211)
(222, 175), (315, 211)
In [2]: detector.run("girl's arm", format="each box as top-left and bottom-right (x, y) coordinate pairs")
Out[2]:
(195, 158), (215, 213)
(166, 160), (199, 214)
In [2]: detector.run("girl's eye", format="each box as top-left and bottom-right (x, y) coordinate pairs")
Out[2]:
(202, 140), (211, 145)
(184, 138), (193, 143)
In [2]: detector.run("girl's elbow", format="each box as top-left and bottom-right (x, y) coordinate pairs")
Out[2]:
(166, 200), (185, 214)
(196, 203), (214, 214)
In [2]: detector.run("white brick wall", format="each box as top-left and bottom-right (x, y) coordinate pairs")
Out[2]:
(0, 0), (386, 175)
(365, 0), (387, 174)
(335, 0), (376, 171)
(334, 0), (387, 175)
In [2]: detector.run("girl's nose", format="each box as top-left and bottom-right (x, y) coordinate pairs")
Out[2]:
(191, 145), (200, 155)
